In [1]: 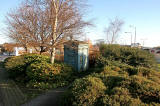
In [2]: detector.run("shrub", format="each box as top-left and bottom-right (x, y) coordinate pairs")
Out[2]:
(60, 44), (160, 105)
(148, 71), (160, 84)
(102, 75), (130, 92)
(3, 56), (12, 64)
(23, 53), (50, 65)
(52, 63), (75, 82)
(99, 44), (156, 67)
(61, 76), (106, 106)
(4, 56), (26, 79)
(26, 61), (74, 88)
(4, 54), (50, 80)
(89, 51), (100, 67)
(129, 75), (160, 104)
(97, 93), (144, 106)
(26, 61), (56, 82)
(4, 54), (74, 88)
(61, 66), (160, 105)
(26, 81), (67, 90)
(95, 55), (111, 67)
(136, 67), (154, 77)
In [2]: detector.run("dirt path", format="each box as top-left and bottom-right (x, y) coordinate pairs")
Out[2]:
(22, 87), (66, 106)
(0, 66), (26, 106)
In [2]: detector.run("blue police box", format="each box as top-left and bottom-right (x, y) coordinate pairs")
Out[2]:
(64, 40), (89, 71)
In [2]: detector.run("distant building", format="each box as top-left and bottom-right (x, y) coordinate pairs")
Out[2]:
(131, 43), (142, 48)
(95, 39), (105, 46)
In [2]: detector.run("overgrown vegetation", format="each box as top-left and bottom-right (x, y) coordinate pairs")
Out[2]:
(4, 54), (74, 90)
(99, 44), (155, 67)
(61, 44), (160, 106)
(4, 44), (160, 105)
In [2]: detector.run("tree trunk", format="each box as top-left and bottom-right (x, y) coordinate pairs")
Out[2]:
(24, 46), (28, 53)
(50, 47), (56, 64)
(50, 1), (58, 64)
(40, 46), (43, 55)
(40, 51), (42, 55)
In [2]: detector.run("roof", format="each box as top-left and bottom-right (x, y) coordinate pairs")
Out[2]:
(64, 40), (88, 46)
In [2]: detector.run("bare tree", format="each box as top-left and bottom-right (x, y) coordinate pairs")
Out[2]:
(43, 0), (89, 63)
(6, 0), (89, 63)
(24, 0), (51, 54)
(104, 17), (124, 44)
(6, 1), (51, 54)
(6, 7), (30, 52)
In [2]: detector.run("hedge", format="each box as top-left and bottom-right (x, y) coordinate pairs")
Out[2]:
(4, 54), (74, 89)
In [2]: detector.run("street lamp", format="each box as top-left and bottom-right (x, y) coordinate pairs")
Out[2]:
(125, 32), (132, 45)
(130, 25), (136, 44)
(141, 38), (147, 47)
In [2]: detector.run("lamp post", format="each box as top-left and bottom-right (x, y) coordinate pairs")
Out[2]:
(125, 32), (132, 45)
(130, 25), (136, 45)
(141, 38), (147, 47)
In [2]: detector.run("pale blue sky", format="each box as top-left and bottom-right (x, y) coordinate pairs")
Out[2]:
(87, 0), (160, 47)
(0, 0), (23, 43)
(0, 0), (160, 47)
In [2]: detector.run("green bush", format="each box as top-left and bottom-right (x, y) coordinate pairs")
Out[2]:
(4, 54), (74, 89)
(26, 81), (67, 90)
(26, 61), (56, 82)
(3, 56), (12, 64)
(95, 55), (111, 67)
(61, 66), (160, 105)
(129, 75), (160, 103)
(60, 44), (160, 105)
(4, 54), (50, 80)
(61, 76), (106, 106)
(97, 87), (145, 106)
(136, 67), (154, 77)
(26, 62), (73, 82)
(26, 61), (74, 88)
(23, 53), (50, 65)
(4, 56), (26, 79)
(99, 44), (156, 67)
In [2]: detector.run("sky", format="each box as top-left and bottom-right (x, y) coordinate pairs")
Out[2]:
(0, 0), (160, 47)
(0, 0), (23, 43)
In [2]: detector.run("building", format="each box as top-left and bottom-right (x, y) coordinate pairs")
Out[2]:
(131, 43), (142, 48)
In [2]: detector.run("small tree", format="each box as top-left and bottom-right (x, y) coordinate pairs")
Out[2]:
(104, 17), (124, 44)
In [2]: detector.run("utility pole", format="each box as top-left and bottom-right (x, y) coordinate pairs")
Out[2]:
(134, 27), (136, 44)
(130, 25), (136, 46)
(125, 32), (132, 45)
(141, 38), (147, 47)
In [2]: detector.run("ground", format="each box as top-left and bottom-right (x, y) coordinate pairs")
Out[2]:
(0, 63), (26, 106)
(22, 87), (66, 106)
